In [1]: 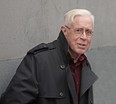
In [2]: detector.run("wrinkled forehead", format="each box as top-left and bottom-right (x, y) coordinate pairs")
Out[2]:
(71, 15), (94, 29)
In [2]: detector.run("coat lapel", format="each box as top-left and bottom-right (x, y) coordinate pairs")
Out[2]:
(80, 63), (98, 97)
(66, 65), (78, 104)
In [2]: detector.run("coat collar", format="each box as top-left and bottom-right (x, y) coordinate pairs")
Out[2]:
(56, 31), (69, 66)
(57, 31), (68, 56)
(80, 62), (98, 97)
(66, 63), (98, 103)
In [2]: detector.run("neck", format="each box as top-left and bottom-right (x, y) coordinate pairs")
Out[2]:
(68, 49), (80, 60)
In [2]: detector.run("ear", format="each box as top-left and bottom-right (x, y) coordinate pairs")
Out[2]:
(61, 26), (67, 36)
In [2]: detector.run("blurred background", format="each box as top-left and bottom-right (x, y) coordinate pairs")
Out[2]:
(0, 0), (116, 103)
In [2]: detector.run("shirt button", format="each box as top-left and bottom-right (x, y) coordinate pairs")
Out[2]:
(59, 92), (64, 97)
(77, 82), (78, 85)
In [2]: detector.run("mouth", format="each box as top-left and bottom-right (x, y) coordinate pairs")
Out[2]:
(78, 43), (86, 48)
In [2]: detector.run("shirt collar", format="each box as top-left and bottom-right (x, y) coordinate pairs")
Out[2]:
(68, 52), (87, 64)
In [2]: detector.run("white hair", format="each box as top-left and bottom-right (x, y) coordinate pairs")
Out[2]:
(64, 9), (94, 26)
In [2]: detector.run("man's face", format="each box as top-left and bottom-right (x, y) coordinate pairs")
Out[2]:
(63, 15), (93, 58)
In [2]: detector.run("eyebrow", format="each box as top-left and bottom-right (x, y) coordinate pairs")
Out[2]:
(65, 25), (70, 29)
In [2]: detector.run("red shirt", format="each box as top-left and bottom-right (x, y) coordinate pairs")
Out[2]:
(68, 54), (86, 96)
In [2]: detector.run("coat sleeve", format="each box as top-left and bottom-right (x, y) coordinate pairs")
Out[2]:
(0, 54), (39, 104)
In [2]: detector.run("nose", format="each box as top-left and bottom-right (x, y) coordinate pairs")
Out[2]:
(80, 31), (87, 39)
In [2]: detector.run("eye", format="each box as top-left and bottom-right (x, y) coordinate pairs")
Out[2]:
(86, 30), (90, 34)
(76, 28), (82, 33)
(86, 29), (93, 36)
(77, 28), (81, 31)
(86, 30), (92, 34)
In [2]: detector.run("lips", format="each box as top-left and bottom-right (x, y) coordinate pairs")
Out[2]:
(78, 43), (86, 48)
(78, 43), (86, 46)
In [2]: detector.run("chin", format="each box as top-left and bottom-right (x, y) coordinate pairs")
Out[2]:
(76, 49), (87, 55)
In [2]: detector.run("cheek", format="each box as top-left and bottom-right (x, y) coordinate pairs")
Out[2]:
(85, 39), (92, 50)
(87, 38), (92, 45)
(70, 38), (77, 47)
(69, 38), (79, 51)
(66, 35), (75, 45)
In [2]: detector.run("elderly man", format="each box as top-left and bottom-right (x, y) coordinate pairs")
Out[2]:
(0, 9), (98, 104)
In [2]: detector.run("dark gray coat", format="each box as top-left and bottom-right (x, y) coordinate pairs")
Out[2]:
(0, 31), (98, 104)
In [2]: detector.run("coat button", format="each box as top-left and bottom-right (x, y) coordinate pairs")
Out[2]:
(59, 92), (64, 97)
(42, 45), (47, 48)
(90, 100), (93, 104)
(60, 65), (65, 70)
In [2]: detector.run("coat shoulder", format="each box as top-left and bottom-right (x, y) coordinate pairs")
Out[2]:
(27, 42), (56, 55)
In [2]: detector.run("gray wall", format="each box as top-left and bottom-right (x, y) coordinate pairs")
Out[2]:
(87, 46), (116, 104)
(0, 0), (78, 60)
(0, 0), (116, 104)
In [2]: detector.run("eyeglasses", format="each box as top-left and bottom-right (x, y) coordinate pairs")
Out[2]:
(65, 25), (93, 37)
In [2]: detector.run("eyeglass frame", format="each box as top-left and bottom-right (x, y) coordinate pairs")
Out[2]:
(65, 25), (93, 37)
